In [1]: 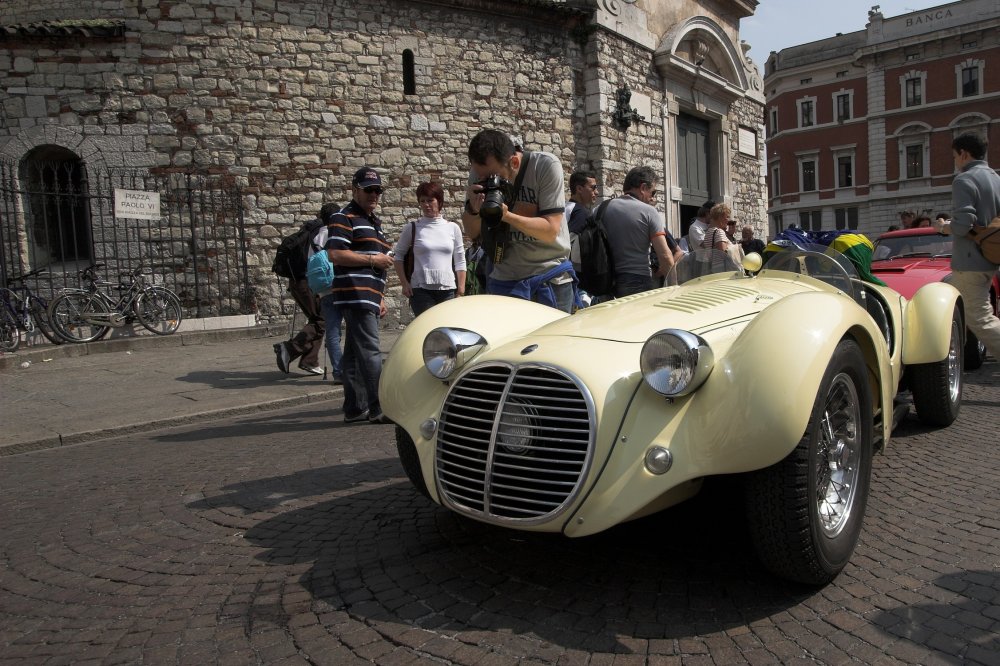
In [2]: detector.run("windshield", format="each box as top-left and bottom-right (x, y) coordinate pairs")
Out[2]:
(669, 248), (742, 285)
(873, 234), (951, 260)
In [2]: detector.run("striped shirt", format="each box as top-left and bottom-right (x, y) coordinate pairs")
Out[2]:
(325, 201), (391, 313)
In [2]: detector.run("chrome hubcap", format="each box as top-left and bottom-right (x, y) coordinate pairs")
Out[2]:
(948, 320), (961, 402)
(816, 373), (861, 537)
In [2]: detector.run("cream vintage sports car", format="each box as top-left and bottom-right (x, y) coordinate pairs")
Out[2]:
(380, 248), (964, 585)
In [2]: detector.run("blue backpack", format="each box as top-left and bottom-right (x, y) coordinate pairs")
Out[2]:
(306, 249), (334, 296)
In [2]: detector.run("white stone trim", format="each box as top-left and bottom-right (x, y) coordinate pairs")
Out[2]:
(831, 88), (854, 122)
(899, 69), (927, 108)
(796, 95), (817, 128)
(954, 58), (984, 99)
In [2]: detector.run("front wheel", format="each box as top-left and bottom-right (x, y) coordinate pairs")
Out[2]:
(745, 339), (873, 586)
(910, 305), (962, 426)
(135, 287), (183, 335)
(28, 296), (63, 345)
(49, 292), (112, 343)
(0, 305), (20, 352)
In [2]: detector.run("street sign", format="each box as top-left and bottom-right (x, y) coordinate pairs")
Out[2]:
(114, 188), (161, 220)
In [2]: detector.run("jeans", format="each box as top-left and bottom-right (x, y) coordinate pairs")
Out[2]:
(950, 270), (1000, 359)
(614, 272), (654, 298)
(319, 294), (344, 378)
(287, 278), (324, 367)
(341, 307), (382, 418)
(410, 288), (456, 317)
(549, 280), (575, 313)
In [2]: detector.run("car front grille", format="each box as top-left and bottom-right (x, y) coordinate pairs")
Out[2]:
(435, 363), (594, 524)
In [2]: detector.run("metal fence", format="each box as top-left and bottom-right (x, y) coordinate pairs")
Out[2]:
(0, 160), (253, 318)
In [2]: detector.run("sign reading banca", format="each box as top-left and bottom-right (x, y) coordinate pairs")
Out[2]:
(114, 189), (161, 220)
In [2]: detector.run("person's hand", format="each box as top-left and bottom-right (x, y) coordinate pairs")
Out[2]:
(938, 222), (951, 235)
(379, 299), (388, 318)
(456, 287), (465, 297)
(465, 184), (485, 215)
(401, 282), (413, 298)
(371, 253), (394, 270)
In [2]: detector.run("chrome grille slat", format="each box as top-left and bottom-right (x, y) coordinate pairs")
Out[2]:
(436, 362), (594, 524)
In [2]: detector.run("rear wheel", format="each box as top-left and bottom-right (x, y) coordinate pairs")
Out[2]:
(49, 292), (111, 343)
(0, 305), (20, 352)
(28, 296), (63, 345)
(910, 306), (962, 426)
(135, 287), (183, 335)
(745, 339), (873, 585)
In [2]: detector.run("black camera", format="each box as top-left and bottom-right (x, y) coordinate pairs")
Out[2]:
(478, 174), (513, 228)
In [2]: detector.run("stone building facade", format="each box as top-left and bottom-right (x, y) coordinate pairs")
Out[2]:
(764, 0), (1000, 239)
(0, 0), (765, 327)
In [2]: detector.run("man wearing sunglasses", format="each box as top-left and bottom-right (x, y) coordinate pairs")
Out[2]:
(325, 167), (395, 424)
(602, 166), (679, 297)
(461, 129), (576, 312)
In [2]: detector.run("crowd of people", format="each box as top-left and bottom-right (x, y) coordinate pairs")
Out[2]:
(272, 130), (1000, 422)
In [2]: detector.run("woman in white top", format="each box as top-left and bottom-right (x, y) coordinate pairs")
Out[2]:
(393, 182), (467, 317)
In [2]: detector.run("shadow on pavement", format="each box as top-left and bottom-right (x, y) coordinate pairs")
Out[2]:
(175, 368), (324, 390)
(200, 471), (815, 654)
(151, 406), (353, 443)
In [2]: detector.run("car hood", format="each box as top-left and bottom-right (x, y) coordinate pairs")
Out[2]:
(871, 257), (950, 299)
(518, 277), (805, 343)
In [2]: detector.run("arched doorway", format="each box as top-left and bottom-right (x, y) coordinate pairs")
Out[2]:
(20, 145), (93, 271)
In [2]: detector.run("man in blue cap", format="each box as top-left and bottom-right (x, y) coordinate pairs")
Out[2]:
(325, 167), (394, 424)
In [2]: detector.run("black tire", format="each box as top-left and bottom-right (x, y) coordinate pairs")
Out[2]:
(910, 306), (962, 426)
(395, 425), (430, 499)
(745, 339), (873, 586)
(49, 292), (112, 343)
(0, 304), (20, 352)
(28, 296), (64, 345)
(964, 329), (986, 371)
(135, 287), (183, 335)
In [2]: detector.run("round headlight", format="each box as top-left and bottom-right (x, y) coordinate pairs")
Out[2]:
(639, 329), (714, 397)
(422, 327), (486, 379)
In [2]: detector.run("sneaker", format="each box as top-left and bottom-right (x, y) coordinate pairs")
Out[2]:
(298, 363), (324, 376)
(368, 411), (390, 424)
(273, 342), (291, 374)
(343, 409), (370, 423)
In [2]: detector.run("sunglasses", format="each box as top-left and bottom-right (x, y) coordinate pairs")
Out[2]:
(362, 186), (384, 194)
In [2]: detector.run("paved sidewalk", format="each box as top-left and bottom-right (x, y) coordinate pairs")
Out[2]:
(0, 324), (401, 455)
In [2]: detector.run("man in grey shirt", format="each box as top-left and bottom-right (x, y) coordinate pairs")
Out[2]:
(947, 133), (1000, 359)
(603, 166), (679, 297)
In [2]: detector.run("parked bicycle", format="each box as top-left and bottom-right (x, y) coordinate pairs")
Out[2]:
(47, 263), (183, 343)
(0, 268), (64, 352)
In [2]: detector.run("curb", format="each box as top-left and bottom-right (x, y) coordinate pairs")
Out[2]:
(0, 388), (344, 456)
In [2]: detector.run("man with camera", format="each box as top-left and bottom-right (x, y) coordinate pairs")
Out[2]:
(325, 167), (394, 424)
(461, 129), (576, 313)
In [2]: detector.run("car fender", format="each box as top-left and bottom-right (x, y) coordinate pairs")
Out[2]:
(901, 281), (962, 365)
(566, 291), (891, 537)
(380, 295), (567, 500)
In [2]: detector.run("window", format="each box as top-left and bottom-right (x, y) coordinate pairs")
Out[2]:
(836, 70), (848, 78)
(800, 78), (812, 84)
(836, 93), (851, 122)
(905, 78), (922, 106)
(799, 210), (822, 231)
(835, 207), (859, 230)
(904, 47), (921, 61)
(773, 212), (784, 234)
(905, 144), (923, 179)
(962, 39), (977, 49)
(20, 145), (94, 269)
(956, 59), (984, 98)
(770, 164), (780, 197)
(402, 49), (416, 95)
(768, 108), (778, 136)
(837, 156), (853, 188)
(797, 98), (815, 128)
(801, 160), (816, 191)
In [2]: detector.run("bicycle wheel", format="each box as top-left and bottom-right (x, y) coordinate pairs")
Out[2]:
(49, 292), (112, 343)
(135, 287), (183, 335)
(0, 304), (20, 352)
(28, 296), (64, 345)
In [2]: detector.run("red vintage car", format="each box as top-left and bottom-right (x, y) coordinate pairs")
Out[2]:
(872, 227), (999, 369)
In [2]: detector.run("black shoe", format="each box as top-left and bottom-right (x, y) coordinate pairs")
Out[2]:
(368, 411), (390, 424)
(331, 374), (343, 385)
(344, 409), (370, 423)
(273, 342), (291, 374)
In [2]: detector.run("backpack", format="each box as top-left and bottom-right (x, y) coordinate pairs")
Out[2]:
(306, 248), (334, 296)
(272, 217), (325, 279)
(969, 216), (1000, 265)
(576, 199), (615, 297)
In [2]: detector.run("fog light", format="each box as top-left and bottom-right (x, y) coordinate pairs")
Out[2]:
(419, 418), (438, 440)
(644, 446), (673, 475)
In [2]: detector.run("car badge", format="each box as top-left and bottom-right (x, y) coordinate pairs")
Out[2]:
(520, 344), (538, 355)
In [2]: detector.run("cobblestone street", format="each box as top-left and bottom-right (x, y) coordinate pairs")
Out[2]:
(2, 363), (999, 665)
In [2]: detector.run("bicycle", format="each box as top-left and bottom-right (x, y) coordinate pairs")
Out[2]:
(0, 268), (64, 352)
(47, 263), (184, 343)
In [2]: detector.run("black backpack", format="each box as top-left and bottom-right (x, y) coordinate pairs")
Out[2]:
(576, 199), (615, 297)
(272, 217), (325, 279)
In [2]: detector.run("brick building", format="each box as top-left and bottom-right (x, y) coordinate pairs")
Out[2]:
(0, 0), (766, 326)
(763, 0), (1000, 240)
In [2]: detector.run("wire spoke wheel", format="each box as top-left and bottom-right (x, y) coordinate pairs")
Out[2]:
(28, 296), (63, 345)
(136, 287), (183, 335)
(49, 292), (111, 343)
(815, 373), (861, 538)
(0, 304), (20, 352)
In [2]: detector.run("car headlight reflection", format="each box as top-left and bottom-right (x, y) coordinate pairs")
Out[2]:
(640, 329), (714, 397)
(422, 327), (487, 379)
